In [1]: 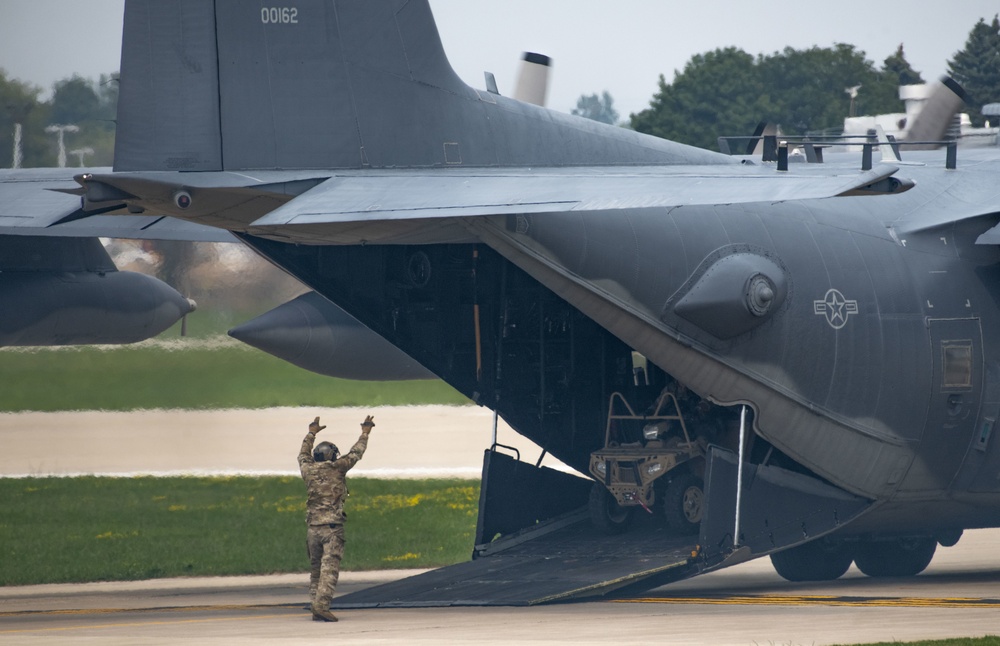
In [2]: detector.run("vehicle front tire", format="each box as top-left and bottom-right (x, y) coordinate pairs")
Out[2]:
(853, 537), (937, 577)
(662, 472), (704, 535)
(588, 482), (632, 534)
(770, 539), (853, 582)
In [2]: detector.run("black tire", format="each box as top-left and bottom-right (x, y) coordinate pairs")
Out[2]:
(853, 537), (937, 577)
(662, 472), (704, 535)
(770, 539), (853, 582)
(588, 482), (633, 534)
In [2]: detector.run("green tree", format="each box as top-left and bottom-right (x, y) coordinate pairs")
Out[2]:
(947, 15), (1000, 127)
(48, 74), (117, 166)
(757, 44), (901, 133)
(632, 47), (772, 150)
(572, 91), (620, 125)
(883, 44), (924, 87)
(631, 44), (909, 150)
(50, 75), (101, 126)
(0, 69), (53, 168)
(96, 74), (119, 129)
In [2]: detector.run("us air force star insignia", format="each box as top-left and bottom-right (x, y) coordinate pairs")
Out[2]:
(813, 289), (859, 329)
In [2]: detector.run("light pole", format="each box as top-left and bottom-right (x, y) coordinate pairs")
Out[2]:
(69, 147), (94, 167)
(45, 124), (79, 168)
(12, 123), (23, 169)
(845, 85), (862, 118)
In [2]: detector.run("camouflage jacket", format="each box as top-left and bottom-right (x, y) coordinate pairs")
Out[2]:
(298, 429), (369, 526)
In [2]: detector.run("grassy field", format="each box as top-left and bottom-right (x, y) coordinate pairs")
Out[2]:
(0, 476), (479, 586)
(0, 341), (469, 412)
(840, 640), (1000, 646)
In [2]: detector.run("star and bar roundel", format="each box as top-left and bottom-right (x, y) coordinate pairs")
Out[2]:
(813, 289), (859, 330)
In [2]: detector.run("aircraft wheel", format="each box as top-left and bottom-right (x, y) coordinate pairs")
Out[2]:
(662, 472), (704, 535)
(770, 539), (853, 582)
(588, 482), (632, 534)
(853, 537), (937, 577)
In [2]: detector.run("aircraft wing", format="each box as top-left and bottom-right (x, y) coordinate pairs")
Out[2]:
(249, 164), (904, 226)
(71, 164), (908, 246)
(0, 168), (236, 242)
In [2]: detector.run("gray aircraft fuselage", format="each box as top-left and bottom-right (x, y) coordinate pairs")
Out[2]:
(237, 155), (1000, 540)
(9, 0), (1000, 586)
(97, 0), (1000, 543)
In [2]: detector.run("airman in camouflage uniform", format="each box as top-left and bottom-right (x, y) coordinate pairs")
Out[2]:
(298, 414), (374, 622)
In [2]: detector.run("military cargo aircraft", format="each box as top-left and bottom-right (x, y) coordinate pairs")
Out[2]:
(3, 0), (1000, 605)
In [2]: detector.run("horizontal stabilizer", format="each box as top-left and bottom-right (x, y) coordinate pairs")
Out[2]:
(250, 165), (905, 229)
(0, 168), (106, 229)
(0, 169), (235, 242)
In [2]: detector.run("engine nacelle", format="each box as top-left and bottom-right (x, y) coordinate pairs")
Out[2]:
(228, 291), (434, 381)
(0, 271), (195, 346)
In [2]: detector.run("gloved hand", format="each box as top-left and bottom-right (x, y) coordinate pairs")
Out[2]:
(309, 416), (327, 433)
(361, 415), (375, 432)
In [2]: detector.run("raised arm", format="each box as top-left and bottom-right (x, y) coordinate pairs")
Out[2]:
(335, 415), (374, 471)
(298, 416), (327, 470)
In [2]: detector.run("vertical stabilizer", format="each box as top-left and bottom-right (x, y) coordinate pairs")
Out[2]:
(114, 1), (223, 171)
(114, 0), (733, 172)
(115, 0), (472, 172)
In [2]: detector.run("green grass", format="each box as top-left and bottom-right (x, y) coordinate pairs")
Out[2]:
(839, 640), (1000, 646)
(0, 342), (469, 411)
(0, 476), (479, 586)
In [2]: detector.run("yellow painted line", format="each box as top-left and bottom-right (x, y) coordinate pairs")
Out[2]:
(615, 595), (1000, 609)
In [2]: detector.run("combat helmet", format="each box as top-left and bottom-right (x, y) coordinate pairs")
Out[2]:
(313, 441), (339, 462)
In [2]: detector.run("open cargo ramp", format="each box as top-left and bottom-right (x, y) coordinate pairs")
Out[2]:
(332, 510), (699, 608)
(333, 445), (875, 608)
(333, 449), (700, 608)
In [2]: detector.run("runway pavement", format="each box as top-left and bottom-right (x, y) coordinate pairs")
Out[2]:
(0, 406), (568, 478)
(2, 533), (999, 645)
(2, 408), (1000, 644)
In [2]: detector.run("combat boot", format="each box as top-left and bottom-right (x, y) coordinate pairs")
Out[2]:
(311, 607), (338, 622)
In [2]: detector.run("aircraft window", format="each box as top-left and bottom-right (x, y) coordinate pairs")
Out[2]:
(941, 341), (973, 389)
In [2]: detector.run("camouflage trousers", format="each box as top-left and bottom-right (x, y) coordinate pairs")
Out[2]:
(307, 523), (346, 612)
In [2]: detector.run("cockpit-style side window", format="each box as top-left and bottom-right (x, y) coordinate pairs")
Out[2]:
(941, 340), (973, 390)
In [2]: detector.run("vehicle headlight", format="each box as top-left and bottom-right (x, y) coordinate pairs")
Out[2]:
(646, 462), (663, 476)
(643, 425), (659, 440)
(595, 462), (607, 475)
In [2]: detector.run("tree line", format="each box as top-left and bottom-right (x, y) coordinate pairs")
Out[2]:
(582, 15), (1000, 150)
(1, 72), (117, 168)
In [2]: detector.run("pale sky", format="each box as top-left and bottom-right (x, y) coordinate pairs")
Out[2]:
(0, 0), (996, 117)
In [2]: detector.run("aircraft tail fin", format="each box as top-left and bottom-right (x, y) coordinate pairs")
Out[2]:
(114, 0), (731, 173)
(115, 0), (470, 172)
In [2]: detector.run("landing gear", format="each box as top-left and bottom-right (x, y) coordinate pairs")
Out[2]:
(662, 472), (704, 535)
(588, 481), (633, 534)
(770, 539), (853, 582)
(853, 537), (937, 577)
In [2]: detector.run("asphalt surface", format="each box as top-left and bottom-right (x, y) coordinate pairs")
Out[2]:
(2, 408), (1000, 644)
(0, 406), (568, 478)
(2, 536), (999, 645)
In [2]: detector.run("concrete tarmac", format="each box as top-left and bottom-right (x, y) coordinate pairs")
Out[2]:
(2, 408), (1000, 644)
(0, 406), (569, 478)
(2, 535), (999, 645)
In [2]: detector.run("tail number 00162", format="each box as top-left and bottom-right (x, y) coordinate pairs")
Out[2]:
(261, 7), (298, 24)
